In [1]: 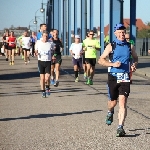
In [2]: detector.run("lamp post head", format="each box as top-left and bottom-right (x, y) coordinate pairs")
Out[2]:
(33, 21), (37, 24)
(40, 8), (45, 13)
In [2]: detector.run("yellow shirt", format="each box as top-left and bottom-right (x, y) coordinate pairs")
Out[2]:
(82, 38), (100, 58)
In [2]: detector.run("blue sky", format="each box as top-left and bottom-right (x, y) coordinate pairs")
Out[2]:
(0, 0), (149, 31)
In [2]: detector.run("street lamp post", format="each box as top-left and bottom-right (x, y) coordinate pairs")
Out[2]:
(28, 19), (37, 33)
(40, 0), (47, 24)
(120, 0), (124, 24)
(33, 16), (43, 32)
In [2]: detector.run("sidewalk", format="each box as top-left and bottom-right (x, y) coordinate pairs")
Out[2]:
(0, 56), (150, 150)
(134, 56), (150, 78)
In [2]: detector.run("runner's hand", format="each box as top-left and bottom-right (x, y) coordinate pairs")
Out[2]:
(113, 61), (121, 67)
(52, 55), (56, 60)
(131, 64), (136, 72)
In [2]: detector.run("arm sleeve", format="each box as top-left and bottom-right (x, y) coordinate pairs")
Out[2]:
(69, 43), (73, 51)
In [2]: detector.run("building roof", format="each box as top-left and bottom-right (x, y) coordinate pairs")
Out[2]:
(98, 18), (150, 36)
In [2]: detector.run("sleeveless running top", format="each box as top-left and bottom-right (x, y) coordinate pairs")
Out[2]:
(8, 36), (16, 47)
(108, 39), (131, 73)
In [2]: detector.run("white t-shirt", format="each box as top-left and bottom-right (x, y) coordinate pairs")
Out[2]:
(69, 43), (83, 59)
(22, 37), (31, 49)
(36, 40), (54, 61)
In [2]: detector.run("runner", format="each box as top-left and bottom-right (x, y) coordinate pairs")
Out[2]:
(2, 30), (9, 61)
(69, 35), (83, 82)
(98, 23), (138, 137)
(35, 31), (55, 98)
(17, 33), (24, 59)
(125, 33), (135, 84)
(7, 31), (17, 65)
(36, 24), (52, 42)
(82, 30), (100, 85)
(21, 31), (31, 65)
(51, 29), (63, 87)
(82, 33), (89, 79)
(30, 31), (37, 57)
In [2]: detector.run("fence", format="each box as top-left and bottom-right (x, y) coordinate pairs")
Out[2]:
(0, 38), (150, 56)
(136, 38), (150, 56)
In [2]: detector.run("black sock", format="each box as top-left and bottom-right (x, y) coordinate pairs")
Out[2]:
(46, 85), (49, 89)
(42, 90), (45, 92)
(75, 71), (78, 78)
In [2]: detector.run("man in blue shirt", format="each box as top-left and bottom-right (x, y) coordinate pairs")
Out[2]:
(37, 24), (52, 40)
(98, 23), (138, 137)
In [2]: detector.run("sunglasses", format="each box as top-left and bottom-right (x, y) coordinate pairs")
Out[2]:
(89, 34), (94, 35)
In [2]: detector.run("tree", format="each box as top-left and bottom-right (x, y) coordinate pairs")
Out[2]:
(136, 22), (150, 38)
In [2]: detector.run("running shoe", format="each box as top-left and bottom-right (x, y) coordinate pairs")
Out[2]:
(75, 77), (79, 82)
(9, 61), (12, 65)
(12, 61), (14, 65)
(86, 79), (91, 85)
(6, 58), (8, 61)
(116, 127), (126, 137)
(42, 92), (46, 98)
(84, 73), (87, 79)
(22, 55), (24, 59)
(90, 80), (93, 85)
(51, 79), (55, 85)
(46, 88), (51, 96)
(106, 113), (113, 125)
(54, 81), (59, 87)
(25, 62), (27, 65)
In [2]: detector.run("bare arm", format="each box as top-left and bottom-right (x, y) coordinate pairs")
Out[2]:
(131, 45), (138, 67)
(98, 43), (113, 67)
(98, 43), (121, 68)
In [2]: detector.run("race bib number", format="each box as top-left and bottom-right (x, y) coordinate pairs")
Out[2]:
(117, 73), (130, 83)
(40, 51), (50, 61)
(74, 54), (80, 59)
(88, 46), (93, 49)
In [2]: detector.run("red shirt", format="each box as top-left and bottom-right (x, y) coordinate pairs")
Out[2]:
(8, 36), (16, 47)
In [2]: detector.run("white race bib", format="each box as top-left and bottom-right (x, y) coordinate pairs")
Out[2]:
(116, 73), (130, 83)
(74, 54), (80, 59)
(40, 50), (50, 61)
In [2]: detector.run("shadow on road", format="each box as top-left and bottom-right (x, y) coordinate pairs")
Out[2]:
(124, 134), (140, 137)
(0, 71), (39, 80)
(0, 88), (87, 97)
(0, 109), (102, 121)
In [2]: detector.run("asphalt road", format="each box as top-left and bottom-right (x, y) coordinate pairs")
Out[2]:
(0, 56), (150, 150)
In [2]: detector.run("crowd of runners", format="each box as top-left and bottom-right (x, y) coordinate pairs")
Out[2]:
(1, 23), (139, 137)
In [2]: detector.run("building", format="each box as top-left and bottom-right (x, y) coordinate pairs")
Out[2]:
(1, 26), (29, 37)
(103, 18), (150, 36)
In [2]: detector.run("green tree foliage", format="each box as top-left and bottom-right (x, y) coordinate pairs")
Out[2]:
(137, 22), (150, 38)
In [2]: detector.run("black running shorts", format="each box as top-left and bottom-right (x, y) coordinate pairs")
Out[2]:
(23, 48), (30, 51)
(85, 58), (96, 66)
(38, 60), (51, 74)
(8, 46), (15, 50)
(107, 73), (130, 100)
(82, 54), (86, 64)
(51, 54), (62, 65)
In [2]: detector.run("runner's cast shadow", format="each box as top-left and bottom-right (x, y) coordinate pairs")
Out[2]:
(124, 134), (140, 137)
(0, 71), (39, 80)
(0, 109), (102, 121)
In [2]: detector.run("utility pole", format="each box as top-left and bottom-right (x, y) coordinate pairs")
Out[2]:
(120, 0), (124, 24)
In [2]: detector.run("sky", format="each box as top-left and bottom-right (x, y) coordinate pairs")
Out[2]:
(0, 0), (150, 31)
